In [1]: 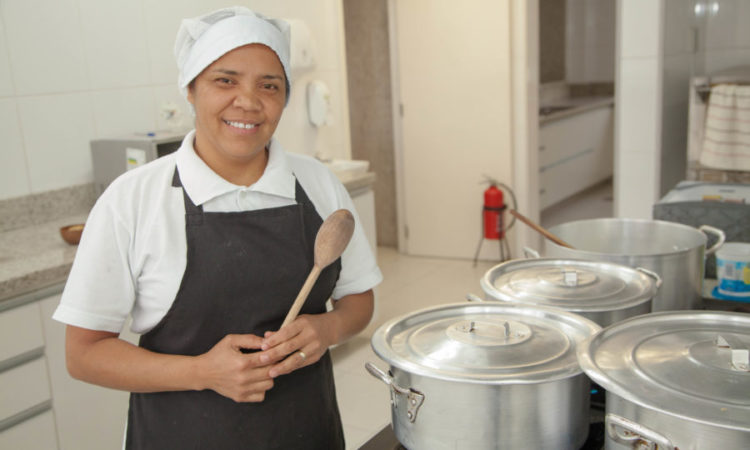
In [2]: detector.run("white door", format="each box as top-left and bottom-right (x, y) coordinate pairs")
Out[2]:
(390, 0), (516, 259)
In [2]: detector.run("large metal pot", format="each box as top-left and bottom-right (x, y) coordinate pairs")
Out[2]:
(366, 302), (601, 449)
(543, 218), (725, 311)
(577, 311), (750, 449)
(480, 258), (661, 327)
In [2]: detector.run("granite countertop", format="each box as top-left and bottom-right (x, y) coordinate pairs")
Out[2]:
(0, 172), (376, 304)
(539, 96), (614, 124)
(0, 214), (87, 302)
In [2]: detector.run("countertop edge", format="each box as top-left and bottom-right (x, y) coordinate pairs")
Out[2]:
(540, 97), (614, 124)
(0, 172), (377, 305)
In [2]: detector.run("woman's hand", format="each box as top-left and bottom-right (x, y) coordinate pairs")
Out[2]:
(194, 334), (275, 403)
(259, 314), (337, 378)
(260, 290), (374, 378)
(65, 326), (277, 403)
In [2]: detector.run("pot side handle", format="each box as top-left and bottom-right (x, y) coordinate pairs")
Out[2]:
(606, 413), (675, 450)
(698, 225), (725, 256)
(523, 247), (541, 259)
(635, 267), (663, 290)
(365, 362), (425, 423)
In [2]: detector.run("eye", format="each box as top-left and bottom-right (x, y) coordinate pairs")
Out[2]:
(262, 83), (279, 91)
(215, 77), (234, 86)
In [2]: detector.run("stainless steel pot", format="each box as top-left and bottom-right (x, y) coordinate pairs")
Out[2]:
(577, 311), (750, 449)
(480, 258), (661, 327)
(366, 302), (601, 450)
(543, 218), (725, 311)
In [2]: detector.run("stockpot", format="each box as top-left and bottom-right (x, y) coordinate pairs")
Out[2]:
(480, 258), (661, 327)
(577, 311), (750, 449)
(366, 302), (601, 450)
(543, 218), (725, 311)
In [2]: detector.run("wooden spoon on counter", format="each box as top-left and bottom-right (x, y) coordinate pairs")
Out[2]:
(280, 209), (355, 328)
(509, 209), (574, 249)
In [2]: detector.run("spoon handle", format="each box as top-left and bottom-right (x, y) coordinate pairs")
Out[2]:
(281, 265), (322, 328)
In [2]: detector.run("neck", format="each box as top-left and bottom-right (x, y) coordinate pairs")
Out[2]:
(192, 137), (270, 186)
(210, 151), (268, 186)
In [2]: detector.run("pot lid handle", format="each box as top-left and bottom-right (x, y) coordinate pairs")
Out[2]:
(716, 335), (750, 372)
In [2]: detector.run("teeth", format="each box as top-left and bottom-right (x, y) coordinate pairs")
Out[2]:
(225, 120), (257, 129)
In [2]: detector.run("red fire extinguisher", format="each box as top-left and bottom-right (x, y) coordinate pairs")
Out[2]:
(474, 177), (515, 265)
(483, 184), (506, 240)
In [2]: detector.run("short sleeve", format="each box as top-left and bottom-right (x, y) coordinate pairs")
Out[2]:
(52, 192), (136, 333)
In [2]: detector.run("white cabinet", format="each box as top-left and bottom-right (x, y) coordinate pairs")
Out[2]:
(0, 286), (138, 450)
(349, 186), (377, 254)
(40, 291), (137, 450)
(0, 298), (57, 449)
(539, 106), (614, 209)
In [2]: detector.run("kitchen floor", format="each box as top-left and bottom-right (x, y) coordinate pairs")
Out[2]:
(332, 180), (615, 448)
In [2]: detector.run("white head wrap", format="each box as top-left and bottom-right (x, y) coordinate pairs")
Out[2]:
(174, 7), (291, 103)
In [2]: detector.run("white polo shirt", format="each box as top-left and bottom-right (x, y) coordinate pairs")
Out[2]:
(53, 130), (382, 335)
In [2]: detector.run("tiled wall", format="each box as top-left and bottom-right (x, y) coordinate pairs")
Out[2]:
(539, 0), (566, 83)
(566, 0), (616, 84)
(342, 0), (397, 247)
(615, 0), (750, 219)
(0, 0), (351, 201)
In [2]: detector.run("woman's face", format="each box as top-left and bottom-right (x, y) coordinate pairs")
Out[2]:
(187, 44), (286, 177)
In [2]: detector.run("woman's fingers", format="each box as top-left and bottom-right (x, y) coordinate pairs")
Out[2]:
(196, 334), (276, 403)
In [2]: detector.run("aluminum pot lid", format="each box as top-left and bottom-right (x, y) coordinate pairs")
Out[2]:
(371, 302), (600, 384)
(577, 311), (750, 430)
(481, 258), (659, 312)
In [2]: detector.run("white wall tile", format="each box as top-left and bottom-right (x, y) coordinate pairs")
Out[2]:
(737, 0), (750, 47)
(662, 54), (692, 108)
(705, 49), (750, 73)
(619, 0), (663, 58)
(151, 84), (192, 132)
(0, 99), (31, 199)
(0, 19), (15, 97)
(704, 0), (740, 50)
(78, 0), (151, 89)
(1, 0), (88, 95)
(18, 93), (96, 192)
(90, 88), (157, 138)
(142, 0), (210, 85)
(663, 0), (695, 56)
(617, 58), (662, 152)
(615, 149), (660, 218)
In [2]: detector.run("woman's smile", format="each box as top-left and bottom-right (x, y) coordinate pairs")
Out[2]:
(224, 119), (259, 131)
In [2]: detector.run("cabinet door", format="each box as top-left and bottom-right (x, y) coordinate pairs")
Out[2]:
(40, 294), (136, 450)
(0, 410), (58, 450)
(539, 107), (613, 209)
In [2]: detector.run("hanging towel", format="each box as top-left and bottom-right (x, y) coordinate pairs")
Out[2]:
(699, 84), (750, 171)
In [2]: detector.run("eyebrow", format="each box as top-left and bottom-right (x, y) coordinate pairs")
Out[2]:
(210, 68), (284, 81)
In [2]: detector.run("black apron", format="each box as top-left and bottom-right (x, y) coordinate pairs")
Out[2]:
(125, 168), (345, 450)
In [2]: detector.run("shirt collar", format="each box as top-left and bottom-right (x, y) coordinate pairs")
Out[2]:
(175, 130), (297, 206)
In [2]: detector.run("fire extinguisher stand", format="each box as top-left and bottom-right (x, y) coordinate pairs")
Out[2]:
(472, 177), (516, 267)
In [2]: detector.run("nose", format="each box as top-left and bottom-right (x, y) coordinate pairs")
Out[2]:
(233, 88), (261, 111)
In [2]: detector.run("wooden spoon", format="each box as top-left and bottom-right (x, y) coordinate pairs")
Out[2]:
(280, 209), (355, 328)
(509, 209), (574, 249)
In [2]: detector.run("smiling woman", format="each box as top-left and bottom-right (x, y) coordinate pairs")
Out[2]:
(188, 44), (286, 186)
(51, 6), (382, 450)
